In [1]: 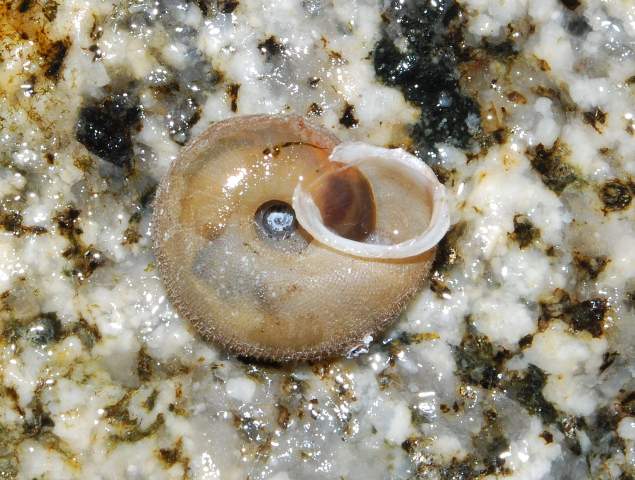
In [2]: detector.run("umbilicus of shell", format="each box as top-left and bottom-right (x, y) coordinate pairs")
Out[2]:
(153, 115), (449, 362)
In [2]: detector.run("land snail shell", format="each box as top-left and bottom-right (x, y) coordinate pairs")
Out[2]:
(153, 115), (450, 361)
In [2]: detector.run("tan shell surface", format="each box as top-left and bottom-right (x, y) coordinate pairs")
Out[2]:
(153, 115), (435, 361)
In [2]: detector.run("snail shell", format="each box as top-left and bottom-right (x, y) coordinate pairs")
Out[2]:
(153, 115), (444, 361)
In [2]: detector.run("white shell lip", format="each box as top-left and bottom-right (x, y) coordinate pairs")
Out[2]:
(292, 142), (451, 259)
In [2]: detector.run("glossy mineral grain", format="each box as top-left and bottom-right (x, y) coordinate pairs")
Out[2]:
(0, 0), (634, 479)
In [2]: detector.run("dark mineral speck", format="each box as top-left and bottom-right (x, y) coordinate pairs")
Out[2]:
(62, 244), (107, 280)
(307, 102), (323, 116)
(339, 102), (358, 128)
(258, 36), (285, 61)
(600, 179), (632, 212)
(527, 142), (577, 194)
(0, 210), (47, 236)
(54, 207), (81, 236)
(539, 290), (608, 337)
(24, 401), (55, 437)
(558, 415), (584, 455)
(453, 326), (503, 389)
(583, 107), (607, 133)
(540, 430), (554, 443)
(226, 83), (240, 112)
(567, 14), (592, 36)
(218, 0), (239, 14)
(373, 0), (480, 155)
(509, 214), (540, 249)
(431, 222), (465, 274)
(472, 410), (511, 475)
(42, 1), (57, 21)
(26, 313), (62, 346)
(573, 252), (609, 280)
(560, 0), (581, 10)
(568, 298), (607, 337)
(137, 348), (154, 381)
(482, 39), (518, 59)
(17, 0), (32, 13)
(0, 211), (24, 234)
(76, 91), (141, 167)
(44, 39), (69, 80)
(504, 365), (558, 424)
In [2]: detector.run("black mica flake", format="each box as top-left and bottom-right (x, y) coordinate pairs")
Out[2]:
(410, 411), (512, 477)
(62, 243), (106, 280)
(429, 222), (464, 296)
(0, 211), (21, 234)
(71, 317), (101, 350)
(599, 351), (619, 373)
(76, 91), (141, 167)
(373, 0), (480, 154)
(54, 207), (81, 236)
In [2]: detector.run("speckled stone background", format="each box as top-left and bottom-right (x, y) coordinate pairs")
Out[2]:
(0, 0), (634, 479)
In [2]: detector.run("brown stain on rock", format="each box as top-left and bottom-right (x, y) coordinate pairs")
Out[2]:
(226, 83), (240, 112)
(0, 1), (71, 94)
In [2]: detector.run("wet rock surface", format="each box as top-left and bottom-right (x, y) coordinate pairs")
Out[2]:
(0, 0), (634, 479)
